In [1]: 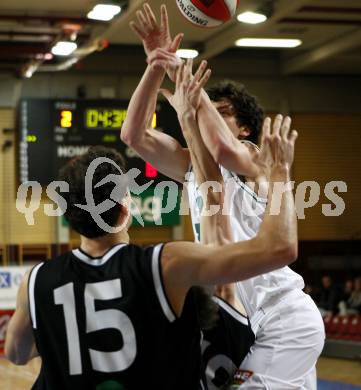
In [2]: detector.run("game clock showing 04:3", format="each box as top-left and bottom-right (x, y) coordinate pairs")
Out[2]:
(85, 108), (128, 129)
(18, 99), (184, 186)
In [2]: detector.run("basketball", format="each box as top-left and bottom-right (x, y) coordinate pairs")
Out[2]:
(176, 0), (240, 28)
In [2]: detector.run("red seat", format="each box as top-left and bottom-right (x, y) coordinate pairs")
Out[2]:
(334, 316), (351, 339)
(348, 315), (361, 341)
(323, 315), (334, 337)
(326, 315), (341, 339)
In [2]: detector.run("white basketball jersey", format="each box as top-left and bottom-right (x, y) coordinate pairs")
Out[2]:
(186, 167), (304, 318)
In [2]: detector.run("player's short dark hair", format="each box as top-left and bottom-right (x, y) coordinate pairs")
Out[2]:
(58, 146), (126, 239)
(206, 80), (264, 144)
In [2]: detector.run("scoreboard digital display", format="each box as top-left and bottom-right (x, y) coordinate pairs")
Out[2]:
(18, 99), (184, 186)
(85, 108), (128, 129)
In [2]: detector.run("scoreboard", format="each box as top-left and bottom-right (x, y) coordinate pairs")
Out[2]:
(18, 99), (184, 186)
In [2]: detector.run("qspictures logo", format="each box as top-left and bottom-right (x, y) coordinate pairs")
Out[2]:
(176, 0), (209, 27)
(15, 156), (348, 231)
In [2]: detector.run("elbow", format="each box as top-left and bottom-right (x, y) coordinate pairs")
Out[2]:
(120, 131), (144, 149)
(288, 243), (298, 263)
(257, 235), (298, 271)
(120, 130), (128, 144)
(213, 142), (248, 173)
(212, 141), (233, 165)
(4, 347), (27, 366)
(4, 335), (30, 366)
(8, 356), (28, 366)
(274, 241), (298, 266)
(120, 130), (134, 146)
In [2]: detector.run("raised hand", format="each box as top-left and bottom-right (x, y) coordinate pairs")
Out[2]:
(147, 47), (183, 78)
(130, 4), (183, 58)
(160, 58), (211, 119)
(186, 59), (211, 110)
(256, 115), (298, 176)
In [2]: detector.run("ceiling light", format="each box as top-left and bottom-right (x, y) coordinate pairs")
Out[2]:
(176, 49), (199, 59)
(237, 11), (267, 24)
(35, 53), (53, 60)
(24, 68), (34, 78)
(23, 61), (39, 78)
(87, 4), (121, 21)
(235, 38), (302, 48)
(44, 53), (54, 60)
(51, 41), (78, 56)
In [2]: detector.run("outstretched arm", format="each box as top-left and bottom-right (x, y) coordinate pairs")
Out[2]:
(161, 59), (232, 245)
(171, 60), (238, 309)
(197, 90), (261, 178)
(161, 115), (298, 314)
(121, 4), (189, 183)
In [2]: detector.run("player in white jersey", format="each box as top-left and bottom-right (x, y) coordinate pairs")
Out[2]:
(121, 4), (325, 389)
(186, 154), (324, 389)
(187, 81), (325, 389)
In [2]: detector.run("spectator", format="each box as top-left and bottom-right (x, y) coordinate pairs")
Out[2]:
(339, 277), (361, 315)
(317, 275), (341, 317)
(343, 279), (354, 300)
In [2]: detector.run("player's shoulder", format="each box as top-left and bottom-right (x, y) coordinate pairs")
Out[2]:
(123, 243), (163, 260)
(36, 244), (164, 274)
(118, 243), (165, 277)
(34, 251), (72, 272)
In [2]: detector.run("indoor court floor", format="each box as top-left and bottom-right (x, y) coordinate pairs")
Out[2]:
(0, 356), (360, 389)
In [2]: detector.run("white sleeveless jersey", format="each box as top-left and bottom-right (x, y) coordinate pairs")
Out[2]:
(186, 167), (304, 318)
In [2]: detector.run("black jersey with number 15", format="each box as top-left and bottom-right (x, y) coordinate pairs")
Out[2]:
(29, 243), (201, 390)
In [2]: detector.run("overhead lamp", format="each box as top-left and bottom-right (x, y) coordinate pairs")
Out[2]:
(51, 41), (78, 56)
(235, 38), (302, 48)
(87, 4), (121, 21)
(176, 49), (199, 59)
(24, 68), (35, 78)
(44, 53), (54, 60)
(237, 11), (267, 25)
(35, 53), (53, 60)
(22, 61), (39, 78)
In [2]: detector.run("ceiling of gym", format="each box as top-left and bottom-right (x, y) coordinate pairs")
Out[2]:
(0, 0), (360, 77)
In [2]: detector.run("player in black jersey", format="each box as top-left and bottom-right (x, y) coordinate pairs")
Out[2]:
(201, 296), (255, 390)
(5, 61), (298, 389)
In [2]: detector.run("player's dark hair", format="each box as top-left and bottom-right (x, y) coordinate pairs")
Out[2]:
(58, 146), (126, 239)
(192, 287), (219, 330)
(206, 80), (264, 144)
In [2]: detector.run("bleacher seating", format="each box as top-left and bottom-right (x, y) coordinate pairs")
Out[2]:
(322, 314), (361, 359)
(324, 314), (361, 341)
(348, 316), (361, 341)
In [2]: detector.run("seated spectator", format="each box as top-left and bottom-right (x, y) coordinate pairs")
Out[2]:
(339, 277), (361, 315)
(342, 279), (354, 301)
(317, 275), (341, 317)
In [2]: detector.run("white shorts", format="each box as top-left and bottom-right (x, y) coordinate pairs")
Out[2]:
(232, 289), (325, 389)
